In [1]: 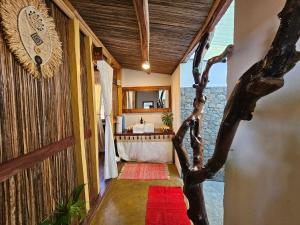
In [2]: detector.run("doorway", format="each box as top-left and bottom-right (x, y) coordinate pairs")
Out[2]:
(179, 1), (234, 224)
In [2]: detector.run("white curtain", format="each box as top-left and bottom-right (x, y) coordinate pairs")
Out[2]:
(97, 60), (118, 179)
(117, 139), (173, 163)
(97, 99), (105, 152)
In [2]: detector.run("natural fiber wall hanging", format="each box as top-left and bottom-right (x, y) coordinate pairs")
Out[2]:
(0, 0), (62, 78)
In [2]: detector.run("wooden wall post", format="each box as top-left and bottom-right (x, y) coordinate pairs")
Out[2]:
(116, 69), (123, 116)
(68, 18), (90, 211)
(84, 36), (100, 196)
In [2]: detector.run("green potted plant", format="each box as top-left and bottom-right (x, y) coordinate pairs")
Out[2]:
(161, 112), (173, 131)
(39, 184), (86, 225)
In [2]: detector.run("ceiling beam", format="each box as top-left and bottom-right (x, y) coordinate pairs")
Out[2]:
(133, 0), (150, 69)
(179, 0), (233, 65)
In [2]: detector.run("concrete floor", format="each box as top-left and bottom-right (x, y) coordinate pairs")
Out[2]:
(91, 164), (183, 225)
(91, 164), (224, 225)
(204, 181), (224, 225)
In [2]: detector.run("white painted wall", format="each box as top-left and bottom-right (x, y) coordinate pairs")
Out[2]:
(224, 1), (300, 225)
(122, 68), (171, 87)
(121, 68), (172, 128)
(171, 65), (182, 174)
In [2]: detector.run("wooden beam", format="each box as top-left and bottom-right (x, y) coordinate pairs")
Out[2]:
(84, 36), (100, 196)
(133, 0), (150, 67)
(0, 130), (91, 184)
(116, 69), (123, 116)
(0, 137), (73, 183)
(52, 0), (121, 69)
(122, 85), (171, 91)
(179, 0), (233, 64)
(69, 18), (90, 211)
(93, 47), (104, 61)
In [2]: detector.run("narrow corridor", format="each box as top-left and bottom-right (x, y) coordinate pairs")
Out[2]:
(91, 165), (182, 225)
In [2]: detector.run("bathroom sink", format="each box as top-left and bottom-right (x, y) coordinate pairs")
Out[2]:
(132, 124), (144, 133)
(132, 123), (154, 133)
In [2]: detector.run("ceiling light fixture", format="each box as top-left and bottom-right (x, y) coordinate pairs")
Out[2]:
(142, 61), (150, 70)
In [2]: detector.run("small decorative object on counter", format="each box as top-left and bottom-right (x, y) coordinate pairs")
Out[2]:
(122, 114), (125, 132)
(140, 117), (144, 124)
(160, 125), (171, 133)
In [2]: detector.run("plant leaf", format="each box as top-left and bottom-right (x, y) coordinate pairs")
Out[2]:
(69, 200), (86, 220)
(40, 185), (87, 225)
(161, 112), (173, 127)
(71, 184), (85, 202)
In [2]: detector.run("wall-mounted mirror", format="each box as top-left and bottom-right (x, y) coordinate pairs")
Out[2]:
(122, 86), (172, 113)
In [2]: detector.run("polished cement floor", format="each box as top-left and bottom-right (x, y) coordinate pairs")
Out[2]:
(91, 164), (183, 225)
(204, 181), (224, 225)
(91, 164), (224, 225)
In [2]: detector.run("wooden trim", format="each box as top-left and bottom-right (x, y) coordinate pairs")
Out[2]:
(0, 138), (73, 183)
(116, 69), (123, 116)
(0, 129), (91, 184)
(81, 181), (112, 225)
(122, 85), (171, 113)
(122, 85), (171, 92)
(115, 130), (175, 137)
(123, 108), (171, 113)
(84, 36), (100, 196)
(69, 18), (90, 211)
(179, 0), (233, 64)
(168, 85), (172, 112)
(133, 0), (150, 67)
(52, 0), (121, 69)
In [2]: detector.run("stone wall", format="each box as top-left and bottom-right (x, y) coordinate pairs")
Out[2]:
(180, 87), (227, 181)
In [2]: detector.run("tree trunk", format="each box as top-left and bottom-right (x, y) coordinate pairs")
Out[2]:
(173, 1), (300, 224)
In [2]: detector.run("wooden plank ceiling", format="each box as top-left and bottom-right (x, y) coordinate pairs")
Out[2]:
(69, 0), (214, 74)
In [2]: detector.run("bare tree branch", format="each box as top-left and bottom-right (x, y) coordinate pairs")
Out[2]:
(173, 38), (233, 225)
(173, 0), (300, 224)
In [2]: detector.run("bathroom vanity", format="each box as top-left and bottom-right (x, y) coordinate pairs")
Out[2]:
(116, 85), (174, 163)
(115, 129), (174, 163)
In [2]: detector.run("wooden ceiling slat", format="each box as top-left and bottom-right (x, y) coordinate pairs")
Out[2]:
(69, 0), (215, 74)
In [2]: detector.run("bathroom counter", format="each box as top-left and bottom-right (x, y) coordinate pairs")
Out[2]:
(114, 129), (175, 136)
(114, 129), (175, 163)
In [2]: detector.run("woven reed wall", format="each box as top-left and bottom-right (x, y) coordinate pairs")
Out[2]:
(79, 33), (94, 199)
(0, 1), (77, 224)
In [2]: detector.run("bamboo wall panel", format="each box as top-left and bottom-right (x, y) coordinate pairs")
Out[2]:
(80, 33), (94, 199)
(0, 149), (76, 225)
(80, 33), (90, 132)
(0, 1), (77, 224)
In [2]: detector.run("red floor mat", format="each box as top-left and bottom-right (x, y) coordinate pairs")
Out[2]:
(118, 163), (169, 180)
(146, 186), (190, 225)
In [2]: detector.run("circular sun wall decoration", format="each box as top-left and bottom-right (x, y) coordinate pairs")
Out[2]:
(0, 0), (62, 78)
